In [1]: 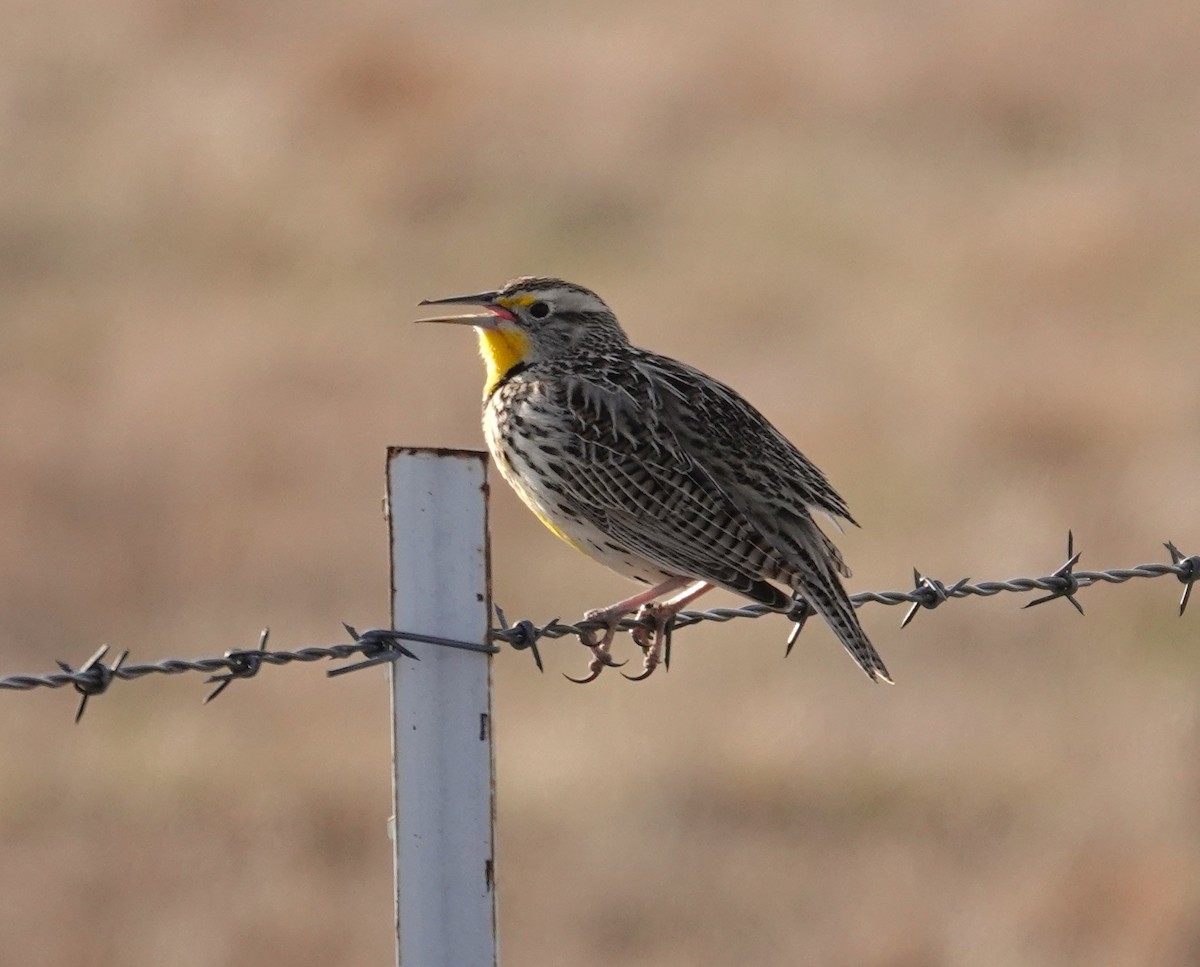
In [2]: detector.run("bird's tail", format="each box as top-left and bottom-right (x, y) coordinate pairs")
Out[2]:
(790, 573), (892, 684)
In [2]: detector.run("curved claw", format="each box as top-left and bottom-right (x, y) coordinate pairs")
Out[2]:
(564, 663), (606, 685)
(621, 662), (657, 682)
(563, 651), (627, 684)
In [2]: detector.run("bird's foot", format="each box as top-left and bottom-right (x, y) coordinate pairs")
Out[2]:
(623, 603), (675, 681)
(565, 578), (706, 683)
(565, 608), (630, 684)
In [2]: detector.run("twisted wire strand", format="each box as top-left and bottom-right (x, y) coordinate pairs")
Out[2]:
(491, 558), (1192, 644)
(1, 542), (1195, 713)
(0, 643), (372, 693)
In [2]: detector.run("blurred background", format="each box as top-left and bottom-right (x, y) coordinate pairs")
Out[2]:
(2, 0), (1199, 964)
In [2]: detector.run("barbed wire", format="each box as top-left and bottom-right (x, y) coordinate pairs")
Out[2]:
(2, 534), (1195, 719)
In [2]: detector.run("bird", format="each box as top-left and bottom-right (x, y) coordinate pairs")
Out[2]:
(417, 277), (891, 684)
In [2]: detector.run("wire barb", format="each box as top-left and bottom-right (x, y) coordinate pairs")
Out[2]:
(1164, 541), (1199, 616)
(55, 644), (129, 723)
(784, 596), (813, 657)
(494, 605), (545, 672)
(204, 629), (271, 704)
(1024, 530), (1085, 615)
(901, 571), (972, 629)
(326, 625), (424, 677)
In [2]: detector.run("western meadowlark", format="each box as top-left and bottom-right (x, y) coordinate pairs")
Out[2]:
(418, 277), (891, 685)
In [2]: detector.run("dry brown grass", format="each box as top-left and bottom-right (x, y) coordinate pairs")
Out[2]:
(2, 1), (1199, 964)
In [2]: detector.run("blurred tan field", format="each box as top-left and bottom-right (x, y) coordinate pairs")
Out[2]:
(3, 0), (1200, 964)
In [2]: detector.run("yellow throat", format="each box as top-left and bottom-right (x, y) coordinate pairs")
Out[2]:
(478, 326), (530, 396)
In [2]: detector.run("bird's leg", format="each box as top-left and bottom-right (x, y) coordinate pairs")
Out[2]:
(566, 576), (694, 684)
(624, 580), (714, 681)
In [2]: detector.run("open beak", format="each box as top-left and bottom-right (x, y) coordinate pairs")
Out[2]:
(415, 290), (516, 328)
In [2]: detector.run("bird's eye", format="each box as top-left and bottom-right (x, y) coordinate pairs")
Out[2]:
(528, 301), (550, 319)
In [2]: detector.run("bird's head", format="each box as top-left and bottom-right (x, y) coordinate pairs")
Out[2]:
(417, 277), (627, 394)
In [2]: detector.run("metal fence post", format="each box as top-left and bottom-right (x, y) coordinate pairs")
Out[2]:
(386, 446), (497, 967)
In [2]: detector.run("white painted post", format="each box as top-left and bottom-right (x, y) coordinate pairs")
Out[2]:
(386, 447), (497, 967)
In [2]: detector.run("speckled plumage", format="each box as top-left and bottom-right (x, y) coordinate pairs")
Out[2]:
(426, 276), (890, 682)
